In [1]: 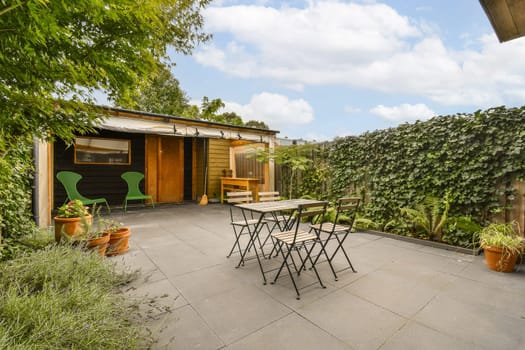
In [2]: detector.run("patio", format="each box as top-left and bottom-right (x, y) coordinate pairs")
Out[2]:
(110, 203), (525, 350)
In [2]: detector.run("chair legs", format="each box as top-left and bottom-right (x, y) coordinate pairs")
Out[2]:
(271, 240), (326, 300)
(312, 231), (356, 281)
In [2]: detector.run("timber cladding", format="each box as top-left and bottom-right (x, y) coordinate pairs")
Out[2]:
(53, 130), (145, 210)
(207, 138), (231, 200)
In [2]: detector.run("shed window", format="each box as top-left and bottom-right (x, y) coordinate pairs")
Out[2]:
(74, 137), (131, 165)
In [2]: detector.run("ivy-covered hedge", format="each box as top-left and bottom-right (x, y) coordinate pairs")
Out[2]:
(0, 135), (37, 260)
(326, 106), (525, 227)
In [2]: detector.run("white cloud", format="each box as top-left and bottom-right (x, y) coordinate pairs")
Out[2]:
(222, 92), (314, 130)
(194, 1), (525, 109)
(370, 103), (436, 122)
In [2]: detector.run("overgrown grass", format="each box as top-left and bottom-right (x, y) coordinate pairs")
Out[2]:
(0, 246), (151, 349)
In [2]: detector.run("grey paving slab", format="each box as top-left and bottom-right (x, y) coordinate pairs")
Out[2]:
(144, 239), (224, 278)
(150, 304), (224, 350)
(379, 321), (487, 350)
(299, 289), (407, 350)
(344, 261), (457, 317)
(170, 263), (252, 304)
(107, 203), (525, 350)
(190, 285), (292, 344)
(227, 313), (352, 350)
(414, 294), (525, 350)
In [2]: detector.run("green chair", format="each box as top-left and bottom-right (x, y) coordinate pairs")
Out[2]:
(121, 171), (155, 211)
(56, 171), (111, 213)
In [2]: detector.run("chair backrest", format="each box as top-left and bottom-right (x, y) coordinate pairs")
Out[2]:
(56, 171), (89, 202)
(258, 191), (281, 202)
(290, 202), (328, 242)
(121, 171), (146, 196)
(226, 191), (253, 204)
(334, 197), (361, 229)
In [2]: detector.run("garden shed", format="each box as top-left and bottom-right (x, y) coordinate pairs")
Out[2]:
(34, 107), (278, 227)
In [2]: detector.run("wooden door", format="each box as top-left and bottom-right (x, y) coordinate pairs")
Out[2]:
(158, 136), (184, 203)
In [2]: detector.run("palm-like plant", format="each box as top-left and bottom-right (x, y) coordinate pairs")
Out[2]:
(400, 194), (451, 241)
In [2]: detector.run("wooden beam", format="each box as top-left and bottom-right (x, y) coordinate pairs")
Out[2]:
(480, 0), (525, 42)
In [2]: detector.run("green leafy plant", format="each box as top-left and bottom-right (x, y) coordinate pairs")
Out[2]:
(57, 200), (89, 218)
(442, 216), (481, 248)
(479, 222), (525, 253)
(399, 194), (451, 242)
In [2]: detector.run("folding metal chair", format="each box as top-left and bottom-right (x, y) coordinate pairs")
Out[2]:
(270, 201), (328, 299)
(310, 197), (361, 281)
(225, 191), (268, 264)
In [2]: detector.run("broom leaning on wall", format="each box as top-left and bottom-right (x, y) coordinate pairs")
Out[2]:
(199, 138), (208, 205)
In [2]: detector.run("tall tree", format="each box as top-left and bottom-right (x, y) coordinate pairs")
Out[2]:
(120, 65), (192, 117)
(245, 120), (269, 129)
(1, 0), (211, 144)
(199, 96), (225, 122)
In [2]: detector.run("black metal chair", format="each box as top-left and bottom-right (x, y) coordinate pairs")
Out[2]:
(309, 197), (361, 281)
(270, 201), (328, 299)
(257, 191), (293, 253)
(225, 191), (268, 264)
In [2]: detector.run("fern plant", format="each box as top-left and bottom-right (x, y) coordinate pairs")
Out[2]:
(400, 194), (451, 241)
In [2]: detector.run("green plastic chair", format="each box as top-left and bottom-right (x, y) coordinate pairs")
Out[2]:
(56, 171), (111, 213)
(121, 171), (155, 211)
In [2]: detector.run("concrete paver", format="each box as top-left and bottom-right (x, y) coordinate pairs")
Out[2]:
(108, 203), (525, 350)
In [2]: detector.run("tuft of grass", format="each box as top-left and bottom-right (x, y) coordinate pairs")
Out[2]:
(0, 246), (150, 349)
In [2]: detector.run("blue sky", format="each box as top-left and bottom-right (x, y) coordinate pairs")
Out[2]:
(166, 0), (525, 140)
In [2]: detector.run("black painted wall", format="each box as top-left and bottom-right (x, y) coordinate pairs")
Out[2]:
(54, 130), (146, 209)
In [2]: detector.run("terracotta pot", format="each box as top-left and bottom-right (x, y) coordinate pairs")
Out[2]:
(86, 232), (110, 257)
(483, 245), (519, 272)
(54, 214), (92, 242)
(106, 227), (131, 256)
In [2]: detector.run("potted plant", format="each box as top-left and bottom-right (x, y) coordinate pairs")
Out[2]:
(54, 199), (92, 242)
(479, 221), (525, 272)
(68, 217), (111, 257)
(101, 219), (131, 256)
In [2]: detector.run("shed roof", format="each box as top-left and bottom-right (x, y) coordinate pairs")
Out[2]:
(99, 107), (278, 143)
(480, 0), (525, 42)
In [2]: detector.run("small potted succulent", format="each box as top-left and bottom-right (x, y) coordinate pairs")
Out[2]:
(54, 199), (92, 242)
(479, 221), (525, 272)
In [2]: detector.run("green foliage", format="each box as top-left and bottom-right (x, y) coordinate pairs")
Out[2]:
(56, 200), (89, 218)
(442, 216), (481, 248)
(399, 194), (451, 241)
(0, 138), (37, 260)
(124, 65), (192, 117)
(479, 222), (525, 251)
(0, 246), (149, 349)
(245, 120), (270, 129)
(253, 144), (314, 199)
(1, 0), (211, 144)
(327, 106), (525, 232)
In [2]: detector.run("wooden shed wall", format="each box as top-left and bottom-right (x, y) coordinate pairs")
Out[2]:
(53, 130), (145, 210)
(208, 138), (231, 200)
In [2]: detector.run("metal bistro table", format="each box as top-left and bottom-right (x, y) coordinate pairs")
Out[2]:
(234, 198), (326, 284)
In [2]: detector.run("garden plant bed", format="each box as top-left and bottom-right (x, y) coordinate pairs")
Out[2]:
(360, 229), (481, 255)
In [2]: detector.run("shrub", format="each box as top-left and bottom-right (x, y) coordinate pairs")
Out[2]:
(0, 246), (151, 349)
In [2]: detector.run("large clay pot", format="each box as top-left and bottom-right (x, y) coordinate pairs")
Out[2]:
(106, 227), (131, 256)
(54, 214), (92, 242)
(87, 232), (110, 257)
(483, 245), (519, 272)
